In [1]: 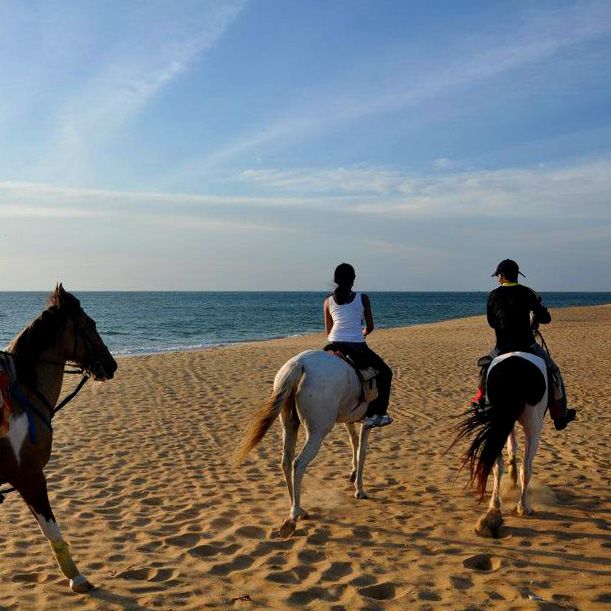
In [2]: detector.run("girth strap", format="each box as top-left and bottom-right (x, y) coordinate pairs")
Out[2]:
(8, 385), (51, 443)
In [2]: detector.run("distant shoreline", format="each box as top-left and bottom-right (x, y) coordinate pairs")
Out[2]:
(3, 292), (610, 357)
(113, 302), (611, 358)
(1, 290), (611, 294)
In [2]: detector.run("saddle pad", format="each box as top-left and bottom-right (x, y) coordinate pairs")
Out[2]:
(328, 351), (379, 403)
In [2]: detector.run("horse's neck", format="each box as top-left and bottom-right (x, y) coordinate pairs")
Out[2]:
(32, 348), (65, 410)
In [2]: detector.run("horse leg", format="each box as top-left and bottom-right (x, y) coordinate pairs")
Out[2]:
(353, 425), (370, 499)
(18, 471), (93, 593)
(280, 406), (300, 508)
(278, 432), (324, 538)
(475, 456), (504, 537)
(516, 425), (541, 516)
(506, 428), (519, 488)
(345, 422), (359, 483)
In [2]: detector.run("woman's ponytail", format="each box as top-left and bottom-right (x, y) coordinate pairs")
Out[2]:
(333, 263), (356, 305)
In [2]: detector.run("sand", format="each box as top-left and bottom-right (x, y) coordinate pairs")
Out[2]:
(0, 304), (609, 610)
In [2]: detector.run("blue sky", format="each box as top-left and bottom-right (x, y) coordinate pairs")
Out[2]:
(0, 0), (610, 290)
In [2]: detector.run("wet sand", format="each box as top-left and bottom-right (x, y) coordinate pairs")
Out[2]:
(0, 304), (609, 609)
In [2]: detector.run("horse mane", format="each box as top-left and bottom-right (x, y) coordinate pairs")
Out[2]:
(8, 285), (82, 387)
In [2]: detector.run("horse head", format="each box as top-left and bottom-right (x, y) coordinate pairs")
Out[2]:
(51, 284), (117, 381)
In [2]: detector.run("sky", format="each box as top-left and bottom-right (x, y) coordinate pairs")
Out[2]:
(0, 0), (610, 291)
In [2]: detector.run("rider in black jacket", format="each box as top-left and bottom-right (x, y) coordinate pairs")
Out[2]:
(478, 259), (575, 430)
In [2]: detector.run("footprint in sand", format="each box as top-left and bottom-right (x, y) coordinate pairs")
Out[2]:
(297, 549), (326, 564)
(358, 582), (397, 601)
(188, 542), (240, 558)
(320, 561), (353, 582)
(209, 555), (253, 576)
(234, 525), (266, 539)
(11, 572), (45, 584)
(164, 533), (201, 548)
(117, 567), (178, 582)
(450, 575), (474, 590)
(462, 553), (503, 572)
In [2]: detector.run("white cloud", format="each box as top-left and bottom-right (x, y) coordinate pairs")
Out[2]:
(235, 159), (611, 220)
(47, 1), (247, 181)
(2, 158), (610, 226)
(0, 205), (108, 219)
(432, 158), (457, 170)
(238, 166), (406, 194)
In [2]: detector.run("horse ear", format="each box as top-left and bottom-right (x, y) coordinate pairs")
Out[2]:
(53, 283), (66, 306)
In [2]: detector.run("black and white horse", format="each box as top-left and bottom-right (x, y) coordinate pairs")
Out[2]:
(454, 351), (547, 536)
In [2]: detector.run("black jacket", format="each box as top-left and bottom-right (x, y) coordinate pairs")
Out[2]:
(487, 284), (551, 353)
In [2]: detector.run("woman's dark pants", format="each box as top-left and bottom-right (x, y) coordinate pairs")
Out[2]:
(324, 342), (393, 417)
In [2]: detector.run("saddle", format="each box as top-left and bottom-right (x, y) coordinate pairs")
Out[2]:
(329, 351), (378, 403)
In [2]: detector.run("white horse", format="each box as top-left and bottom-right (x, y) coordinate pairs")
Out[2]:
(235, 350), (377, 537)
(453, 352), (548, 537)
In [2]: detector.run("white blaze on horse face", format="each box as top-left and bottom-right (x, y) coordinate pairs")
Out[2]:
(6, 413), (28, 465)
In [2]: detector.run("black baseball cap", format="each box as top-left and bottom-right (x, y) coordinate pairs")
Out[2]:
(491, 259), (526, 278)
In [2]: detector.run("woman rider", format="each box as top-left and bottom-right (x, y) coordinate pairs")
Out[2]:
(323, 263), (393, 430)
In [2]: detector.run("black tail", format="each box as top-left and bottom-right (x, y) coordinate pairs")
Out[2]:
(451, 356), (546, 499)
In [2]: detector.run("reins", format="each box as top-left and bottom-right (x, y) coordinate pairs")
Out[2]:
(0, 353), (90, 504)
(533, 328), (551, 356)
(0, 349), (90, 416)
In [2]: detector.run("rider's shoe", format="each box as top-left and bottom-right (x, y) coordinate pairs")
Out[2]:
(553, 408), (576, 431)
(363, 414), (393, 430)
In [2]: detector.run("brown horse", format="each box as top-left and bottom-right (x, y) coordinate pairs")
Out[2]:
(0, 284), (117, 592)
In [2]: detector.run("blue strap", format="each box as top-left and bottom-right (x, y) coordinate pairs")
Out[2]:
(8, 385), (52, 444)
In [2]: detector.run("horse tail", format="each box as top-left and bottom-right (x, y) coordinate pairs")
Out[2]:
(451, 355), (545, 499)
(234, 360), (304, 464)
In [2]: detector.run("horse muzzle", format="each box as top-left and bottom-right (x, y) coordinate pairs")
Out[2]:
(90, 355), (118, 381)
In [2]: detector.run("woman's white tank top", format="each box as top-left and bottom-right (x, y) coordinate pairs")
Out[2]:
(328, 292), (365, 343)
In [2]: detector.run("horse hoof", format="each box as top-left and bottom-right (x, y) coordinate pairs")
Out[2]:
(291, 507), (309, 520)
(475, 522), (499, 538)
(277, 518), (297, 538)
(475, 513), (503, 538)
(486, 509), (503, 529)
(70, 575), (94, 593)
(354, 490), (368, 499)
(516, 504), (533, 517)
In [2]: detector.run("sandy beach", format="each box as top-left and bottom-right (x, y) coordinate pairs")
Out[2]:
(0, 304), (609, 610)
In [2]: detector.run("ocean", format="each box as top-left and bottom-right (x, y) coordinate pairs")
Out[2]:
(1, 291), (609, 356)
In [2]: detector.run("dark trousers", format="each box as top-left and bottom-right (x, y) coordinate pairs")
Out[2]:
(324, 341), (392, 416)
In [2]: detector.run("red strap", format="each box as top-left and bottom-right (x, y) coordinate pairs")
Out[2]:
(471, 387), (484, 403)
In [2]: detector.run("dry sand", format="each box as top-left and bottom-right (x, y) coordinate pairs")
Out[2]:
(0, 305), (609, 610)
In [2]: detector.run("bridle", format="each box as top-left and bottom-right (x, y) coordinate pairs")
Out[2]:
(1, 311), (109, 419)
(0, 310), (112, 502)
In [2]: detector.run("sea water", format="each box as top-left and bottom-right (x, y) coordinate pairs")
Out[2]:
(0, 291), (609, 356)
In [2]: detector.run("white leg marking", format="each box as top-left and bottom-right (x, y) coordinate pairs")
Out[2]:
(33, 511), (62, 540)
(354, 425), (370, 499)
